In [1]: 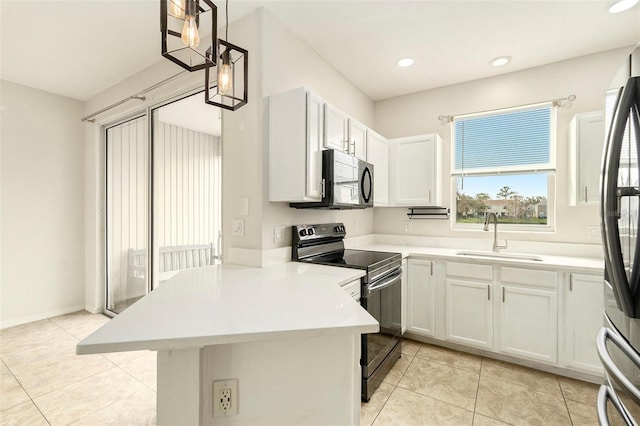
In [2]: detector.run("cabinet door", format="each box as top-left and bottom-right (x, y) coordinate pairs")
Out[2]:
(306, 92), (325, 199)
(498, 285), (557, 363)
(348, 118), (368, 161)
(562, 274), (604, 374)
(392, 134), (439, 206)
(446, 279), (493, 350)
(367, 129), (389, 206)
(569, 112), (604, 205)
(324, 104), (348, 152)
(407, 259), (435, 337)
(401, 258), (407, 334)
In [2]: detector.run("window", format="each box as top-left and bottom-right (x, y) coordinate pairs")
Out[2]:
(452, 104), (555, 230)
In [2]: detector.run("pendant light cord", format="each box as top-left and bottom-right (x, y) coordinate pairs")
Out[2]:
(225, 0), (229, 40)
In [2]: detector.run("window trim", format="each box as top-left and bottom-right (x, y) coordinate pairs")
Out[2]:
(450, 103), (557, 233)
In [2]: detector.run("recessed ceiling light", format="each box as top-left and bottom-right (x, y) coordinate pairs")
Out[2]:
(396, 57), (414, 67)
(489, 56), (512, 67)
(609, 0), (639, 13)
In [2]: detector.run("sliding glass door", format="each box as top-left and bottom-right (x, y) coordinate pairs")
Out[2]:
(105, 116), (149, 314)
(105, 92), (221, 315)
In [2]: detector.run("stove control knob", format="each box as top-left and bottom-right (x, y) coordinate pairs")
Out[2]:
(308, 228), (315, 235)
(299, 229), (307, 237)
(334, 226), (340, 233)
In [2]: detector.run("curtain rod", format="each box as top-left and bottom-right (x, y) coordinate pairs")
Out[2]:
(437, 94), (576, 124)
(81, 70), (190, 122)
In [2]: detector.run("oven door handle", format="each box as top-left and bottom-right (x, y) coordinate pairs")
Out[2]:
(363, 269), (402, 298)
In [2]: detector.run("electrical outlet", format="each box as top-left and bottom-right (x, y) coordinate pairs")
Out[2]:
(232, 219), (244, 237)
(404, 221), (412, 233)
(213, 379), (238, 418)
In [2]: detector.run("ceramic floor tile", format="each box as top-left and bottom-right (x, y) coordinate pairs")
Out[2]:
(51, 311), (110, 340)
(0, 360), (12, 380)
(0, 320), (71, 357)
(566, 399), (598, 426)
(401, 339), (422, 357)
(119, 351), (157, 391)
(0, 375), (30, 411)
(10, 352), (115, 398)
(382, 354), (412, 386)
(0, 400), (48, 426)
(472, 414), (511, 425)
(480, 357), (563, 398)
(559, 377), (600, 405)
(416, 344), (482, 374)
(70, 387), (156, 426)
(361, 382), (394, 426)
(398, 356), (479, 410)
(34, 367), (146, 425)
(2, 333), (81, 369)
(475, 375), (571, 425)
(373, 387), (474, 426)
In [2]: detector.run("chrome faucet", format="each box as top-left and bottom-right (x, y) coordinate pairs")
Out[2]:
(483, 213), (508, 253)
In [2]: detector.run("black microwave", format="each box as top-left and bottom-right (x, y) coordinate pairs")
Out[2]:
(290, 149), (374, 209)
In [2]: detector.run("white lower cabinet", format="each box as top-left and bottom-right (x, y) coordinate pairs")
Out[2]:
(497, 284), (558, 363)
(561, 273), (604, 374)
(407, 259), (436, 337)
(445, 279), (493, 350)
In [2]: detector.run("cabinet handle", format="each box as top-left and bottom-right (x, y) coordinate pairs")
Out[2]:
(342, 140), (349, 152)
(430, 261), (433, 276)
(487, 286), (490, 300)
(584, 186), (588, 203)
(502, 287), (505, 302)
(569, 275), (573, 292)
(351, 141), (356, 155)
(321, 179), (326, 197)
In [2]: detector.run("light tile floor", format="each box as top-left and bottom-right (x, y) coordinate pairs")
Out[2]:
(0, 311), (605, 425)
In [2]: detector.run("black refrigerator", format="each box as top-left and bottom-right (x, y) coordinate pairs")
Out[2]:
(598, 43), (640, 425)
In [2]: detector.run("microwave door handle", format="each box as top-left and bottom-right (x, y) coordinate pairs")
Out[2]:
(602, 77), (638, 317)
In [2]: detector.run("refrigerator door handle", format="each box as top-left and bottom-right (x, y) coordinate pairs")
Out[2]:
(596, 327), (640, 406)
(597, 384), (637, 426)
(601, 76), (640, 317)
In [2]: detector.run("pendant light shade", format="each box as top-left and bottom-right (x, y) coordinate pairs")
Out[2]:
(205, 39), (248, 111)
(161, 0), (217, 72)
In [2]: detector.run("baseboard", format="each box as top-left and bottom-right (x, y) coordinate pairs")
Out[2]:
(0, 304), (86, 330)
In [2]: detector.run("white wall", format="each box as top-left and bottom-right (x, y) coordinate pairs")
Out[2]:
(373, 47), (633, 245)
(1, 80), (85, 328)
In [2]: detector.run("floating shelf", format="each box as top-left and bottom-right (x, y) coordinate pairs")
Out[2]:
(407, 207), (450, 220)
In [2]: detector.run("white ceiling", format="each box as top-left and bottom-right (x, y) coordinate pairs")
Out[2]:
(1, 0), (639, 102)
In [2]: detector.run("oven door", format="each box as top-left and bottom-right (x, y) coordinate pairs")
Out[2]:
(361, 268), (402, 377)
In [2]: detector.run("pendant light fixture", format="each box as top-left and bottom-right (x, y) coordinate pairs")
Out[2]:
(205, 0), (248, 111)
(161, 0), (217, 72)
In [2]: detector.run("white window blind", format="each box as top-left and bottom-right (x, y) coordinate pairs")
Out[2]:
(453, 105), (553, 174)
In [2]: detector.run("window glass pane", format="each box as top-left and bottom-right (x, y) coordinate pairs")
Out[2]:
(454, 106), (552, 171)
(455, 173), (548, 225)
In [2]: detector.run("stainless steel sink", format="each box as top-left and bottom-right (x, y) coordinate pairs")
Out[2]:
(455, 250), (543, 262)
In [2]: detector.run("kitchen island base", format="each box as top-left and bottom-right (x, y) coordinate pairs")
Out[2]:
(157, 333), (361, 426)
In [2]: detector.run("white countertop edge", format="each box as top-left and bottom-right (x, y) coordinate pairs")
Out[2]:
(77, 322), (379, 355)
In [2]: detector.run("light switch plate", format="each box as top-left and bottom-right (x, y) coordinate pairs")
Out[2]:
(274, 225), (286, 243)
(233, 219), (245, 236)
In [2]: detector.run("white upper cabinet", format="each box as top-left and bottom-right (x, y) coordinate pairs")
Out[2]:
(269, 87), (324, 202)
(569, 111), (604, 205)
(348, 118), (368, 161)
(366, 129), (389, 206)
(391, 134), (442, 206)
(324, 104), (349, 153)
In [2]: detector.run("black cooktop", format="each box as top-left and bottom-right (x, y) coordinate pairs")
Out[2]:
(302, 249), (401, 270)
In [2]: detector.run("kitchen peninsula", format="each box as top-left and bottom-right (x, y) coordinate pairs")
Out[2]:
(77, 263), (377, 426)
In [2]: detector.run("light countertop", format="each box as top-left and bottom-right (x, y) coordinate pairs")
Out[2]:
(77, 263), (376, 355)
(346, 243), (604, 274)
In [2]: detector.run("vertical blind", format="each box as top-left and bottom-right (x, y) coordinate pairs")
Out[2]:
(453, 105), (553, 173)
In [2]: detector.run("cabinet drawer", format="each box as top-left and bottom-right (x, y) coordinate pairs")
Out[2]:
(446, 262), (492, 281)
(500, 267), (557, 289)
